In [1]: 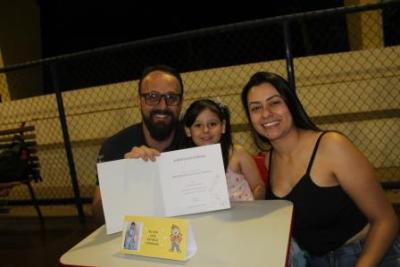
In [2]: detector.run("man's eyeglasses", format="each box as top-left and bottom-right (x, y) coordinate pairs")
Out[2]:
(140, 92), (182, 106)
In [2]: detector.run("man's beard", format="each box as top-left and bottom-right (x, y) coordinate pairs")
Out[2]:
(142, 109), (178, 141)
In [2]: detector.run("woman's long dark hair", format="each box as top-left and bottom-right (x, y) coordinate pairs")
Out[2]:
(241, 71), (320, 151)
(182, 99), (232, 170)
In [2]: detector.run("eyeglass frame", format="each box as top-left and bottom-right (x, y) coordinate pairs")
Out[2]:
(139, 91), (183, 106)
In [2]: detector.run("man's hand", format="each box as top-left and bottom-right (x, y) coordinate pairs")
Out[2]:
(124, 145), (161, 161)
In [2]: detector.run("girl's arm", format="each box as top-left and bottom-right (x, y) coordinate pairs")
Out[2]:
(322, 132), (398, 267)
(232, 144), (266, 200)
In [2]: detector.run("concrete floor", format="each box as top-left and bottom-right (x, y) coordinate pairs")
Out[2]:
(0, 216), (98, 267)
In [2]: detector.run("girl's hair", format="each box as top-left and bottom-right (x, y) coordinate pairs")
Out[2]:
(241, 71), (320, 150)
(182, 99), (232, 170)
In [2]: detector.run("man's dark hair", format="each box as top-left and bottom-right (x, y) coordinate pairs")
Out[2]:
(138, 65), (184, 95)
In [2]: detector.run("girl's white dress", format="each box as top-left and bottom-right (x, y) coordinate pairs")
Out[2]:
(226, 169), (254, 201)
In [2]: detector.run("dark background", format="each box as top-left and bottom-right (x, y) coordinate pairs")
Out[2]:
(33, 0), (400, 93)
(38, 0), (345, 57)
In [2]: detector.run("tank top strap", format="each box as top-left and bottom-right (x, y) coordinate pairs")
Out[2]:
(305, 131), (329, 175)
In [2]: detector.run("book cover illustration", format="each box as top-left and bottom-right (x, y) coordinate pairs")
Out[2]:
(121, 215), (197, 261)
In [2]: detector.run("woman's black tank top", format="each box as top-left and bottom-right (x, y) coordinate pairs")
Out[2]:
(266, 132), (367, 255)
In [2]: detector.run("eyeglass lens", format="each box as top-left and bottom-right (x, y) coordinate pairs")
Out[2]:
(142, 92), (181, 106)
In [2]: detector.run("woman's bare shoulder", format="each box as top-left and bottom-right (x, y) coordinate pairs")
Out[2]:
(318, 131), (366, 167)
(320, 131), (354, 152)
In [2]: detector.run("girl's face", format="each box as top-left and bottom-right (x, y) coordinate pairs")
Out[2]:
(185, 108), (225, 146)
(247, 83), (293, 141)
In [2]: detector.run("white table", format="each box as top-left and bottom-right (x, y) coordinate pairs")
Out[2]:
(60, 200), (293, 267)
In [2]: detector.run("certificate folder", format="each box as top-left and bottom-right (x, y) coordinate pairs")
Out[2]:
(97, 144), (231, 234)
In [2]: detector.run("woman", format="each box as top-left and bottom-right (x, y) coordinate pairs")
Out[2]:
(241, 71), (399, 266)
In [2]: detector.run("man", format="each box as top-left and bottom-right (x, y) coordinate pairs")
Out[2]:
(92, 65), (185, 224)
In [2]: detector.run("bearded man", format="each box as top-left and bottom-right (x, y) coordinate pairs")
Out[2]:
(92, 65), (185, 224)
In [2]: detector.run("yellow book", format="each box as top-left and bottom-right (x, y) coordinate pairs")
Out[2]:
(121, 215), (197, 261)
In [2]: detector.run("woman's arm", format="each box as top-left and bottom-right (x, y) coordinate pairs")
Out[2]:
(232, 145), (266, 200)
(323, 132), (399, 267)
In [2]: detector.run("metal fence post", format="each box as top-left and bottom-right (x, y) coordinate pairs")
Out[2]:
(283, 21), (296, 91)
(48, 63), (85, 223)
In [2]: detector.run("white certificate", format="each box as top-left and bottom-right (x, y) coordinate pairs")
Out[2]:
(97, 144), (230, 234)
(158, 144), (230, 216)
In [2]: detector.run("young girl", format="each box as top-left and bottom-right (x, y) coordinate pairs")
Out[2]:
(183, 99), (265, 200)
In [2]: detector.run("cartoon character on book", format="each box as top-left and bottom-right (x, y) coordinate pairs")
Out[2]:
(169, 224), (182, 253)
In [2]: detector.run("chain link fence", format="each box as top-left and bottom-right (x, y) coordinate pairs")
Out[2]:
(0, 2), (399, 218)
